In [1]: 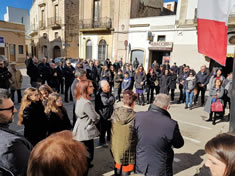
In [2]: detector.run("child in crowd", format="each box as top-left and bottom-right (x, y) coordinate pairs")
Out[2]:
(122, 72), (131, 91)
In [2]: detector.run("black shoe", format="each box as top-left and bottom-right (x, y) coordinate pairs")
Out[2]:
(206, 118), (212, 122)
(189, 107), (192, 110)
(185, 106), (188, 109)
(212, 121), (216, 125)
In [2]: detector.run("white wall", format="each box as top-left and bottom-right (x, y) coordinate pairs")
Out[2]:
(4, 7), (30, 35)
(186, 0), (197, 20)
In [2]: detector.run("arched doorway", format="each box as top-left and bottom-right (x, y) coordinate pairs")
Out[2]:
(131, 50), (144, 66)
(98, 39), (106, 62)
(53, 46), (61, 58)
(86, 40), (92, 59)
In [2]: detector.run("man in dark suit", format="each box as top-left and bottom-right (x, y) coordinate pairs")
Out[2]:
(0, 89), (32, 176)
(134, 94), (184, 176)
(63, 60), (75, 102)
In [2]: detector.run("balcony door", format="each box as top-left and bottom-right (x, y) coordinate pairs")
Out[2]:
(93, 0), (100, 27)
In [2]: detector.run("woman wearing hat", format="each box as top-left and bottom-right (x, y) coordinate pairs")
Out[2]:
(9, 62), (23, 103)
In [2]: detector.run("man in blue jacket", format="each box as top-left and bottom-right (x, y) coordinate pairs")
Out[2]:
(0, 89), (32, 176)
(135, 94), (184, 176)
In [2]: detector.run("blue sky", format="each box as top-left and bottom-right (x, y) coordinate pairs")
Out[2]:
(0, 0), (32, 20)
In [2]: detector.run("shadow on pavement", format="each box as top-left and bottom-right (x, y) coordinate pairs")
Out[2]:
(173, 149), (206, 175)
(193, 164), (210, 176)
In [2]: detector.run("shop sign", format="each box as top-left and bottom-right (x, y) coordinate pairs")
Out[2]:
(149, 42), (173, 51)
(0, 37), (4, 47)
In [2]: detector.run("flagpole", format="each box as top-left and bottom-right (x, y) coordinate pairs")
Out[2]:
(229, 47), (235, 132)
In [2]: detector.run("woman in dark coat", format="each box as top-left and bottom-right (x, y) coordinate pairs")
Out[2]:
(159, 69), (171, 95)
(45, 92), (72, 136)
(135, 66), (146, 106)
(146, 68), (157, 104)
(18, 87), (48, 146)
(204, 79), (224, 125)
(169, 69), (177, 101)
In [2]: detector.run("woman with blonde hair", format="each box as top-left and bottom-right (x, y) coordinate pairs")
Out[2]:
(73, 80), (100, 169)
(39, 84), (54, 106)
(205, 133), (235, 176)
(18, 87), (48, 146)
(45, 92), (72, 136)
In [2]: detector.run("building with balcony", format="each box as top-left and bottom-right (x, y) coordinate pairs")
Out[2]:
(29, 0), (79, 59)
(0, 21), (26, 63)
(78, 0), (163, 63)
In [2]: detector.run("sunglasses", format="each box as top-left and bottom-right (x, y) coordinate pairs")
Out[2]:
(0, 105), (15, 112)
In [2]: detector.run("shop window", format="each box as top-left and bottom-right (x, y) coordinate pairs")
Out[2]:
(18, 45), (24, 54)
(131, 50), (144, 66)
(157, 35), (166, 41)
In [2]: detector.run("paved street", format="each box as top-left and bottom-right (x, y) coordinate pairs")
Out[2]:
(10, 67), (230, 176)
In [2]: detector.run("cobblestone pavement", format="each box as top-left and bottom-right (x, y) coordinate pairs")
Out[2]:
(10, 67), (229, 176)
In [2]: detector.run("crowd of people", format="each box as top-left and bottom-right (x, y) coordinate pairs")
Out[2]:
(0, 55), (234, 176)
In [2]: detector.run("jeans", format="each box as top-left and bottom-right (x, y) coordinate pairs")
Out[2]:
(186, 91), (194, 107)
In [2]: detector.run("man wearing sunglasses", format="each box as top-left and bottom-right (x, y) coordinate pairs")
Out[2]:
(0, 89), (32, 176)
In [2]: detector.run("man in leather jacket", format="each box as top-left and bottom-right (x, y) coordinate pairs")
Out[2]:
(0, 89), (32, 176)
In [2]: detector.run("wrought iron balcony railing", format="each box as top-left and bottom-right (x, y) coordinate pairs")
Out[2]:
(48, 17), (62, 26)
(79, 17), (112, 29)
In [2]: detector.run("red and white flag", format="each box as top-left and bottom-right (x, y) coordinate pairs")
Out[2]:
(197, 0), (235, 66)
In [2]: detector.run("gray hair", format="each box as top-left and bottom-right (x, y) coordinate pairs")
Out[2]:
(0, 89), (10, 107)
(75, 69), (86, 78)
(100, 80), (109, 88)
(153, 94), (170, 109)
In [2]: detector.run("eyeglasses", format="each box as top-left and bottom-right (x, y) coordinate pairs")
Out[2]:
(0, 105), (15, 112)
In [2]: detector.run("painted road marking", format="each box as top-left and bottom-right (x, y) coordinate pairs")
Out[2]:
(183, 136), (201, 144)
(178, 120), (212, 130)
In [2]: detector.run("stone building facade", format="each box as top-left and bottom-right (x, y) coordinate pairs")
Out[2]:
(0, 21), (26, 63)
(78, 0), (163, 63)
(29, 0), (79, 59)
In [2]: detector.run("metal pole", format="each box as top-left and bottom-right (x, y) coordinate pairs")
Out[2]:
(229, 48), (235, 132)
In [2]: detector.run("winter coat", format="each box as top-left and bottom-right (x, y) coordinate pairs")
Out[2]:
(86, 66), (98, 83)
(63, 66), (75, 85)
(111, 107), (137, 165)
(74, 98), (100, 141)
(171, 66), (179, 75)
(113, 62), (121, 72)
(47, 108), (72, 136)
(128, 70), (135, 89)
(223, 77), (232, 98)
(114, 73), (123, 89)
(208, 75), (225, 89)
(27, 62), (41, 83)
(48, 68), (59, 89)
(204, 86), (224, 113)
(56, 66), (64, 80)
(0, 124), (33, 176)
(177, 72), (189, 88)
(23, 101), (48, 146)
(101, 69), (112, 83)
(95, 91), (115, 120)
(146, 73), (157, 88)
(185, 76), (196, 91)
(9, 68), (22, 90)
(159, 75), (171, 94)
(0, 67), (12, 89)
(133, 60), (139, 70)
(196, 71), (210, 86)
(122, 77), (131, 90)
(135, 72), (146, 90)
(135, 104), (184, 176)
(95, 65), (102, 80)
(169, 73), (177, 89)
(38, 63), (50, 80)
